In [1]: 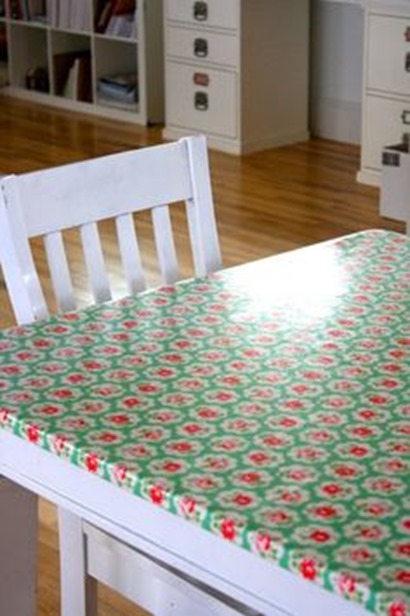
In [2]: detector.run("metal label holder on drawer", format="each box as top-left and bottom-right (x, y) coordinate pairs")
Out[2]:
(380, 136), (410, 234)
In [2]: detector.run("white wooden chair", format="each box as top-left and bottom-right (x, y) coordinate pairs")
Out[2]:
(0, 136), (258, 616)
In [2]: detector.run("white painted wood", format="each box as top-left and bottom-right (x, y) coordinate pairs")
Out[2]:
(166, 0), (240, 30)
(59, 508), (97, 616)
(1, 0), (164, 126)
(0, 135), (223, 616)
(361, 95), (409, 171)
(0, 135), (221, 314)
(116, 213), (146, 294)
(152, 205), (180, 284)
(0, 179), (48, 323)
(367, 14), (410, 96)
(80, 222), (112, 304)
(44, 232), (76, 313)
(185, 134), (222, 276)
(321, 0), (364, 5)
(163, 0), (310, 154)
(11, 142), (192, 237)
(163, 125), (310, 156)
(0, 429), (373, 616)
(165, 63), (238, 139)
(357, 1), (410, 185)
(86, 525), (262, 616)
(166, 26), (239, 68)
(0, 478), (37, 616)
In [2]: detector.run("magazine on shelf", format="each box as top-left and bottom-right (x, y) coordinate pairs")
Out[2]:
(97, 71), (138, 105)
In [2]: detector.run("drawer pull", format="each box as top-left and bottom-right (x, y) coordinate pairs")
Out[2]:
(194, 38), (208, 58)
(193, 1), (208, 21)
(194, 91), (208, 111)
(405, 26), (410, 42)
(382, 151), (400, 167)
(406, 52), (410, 72)
(193, 72), (209, 87)
(401, 110), (410, 125)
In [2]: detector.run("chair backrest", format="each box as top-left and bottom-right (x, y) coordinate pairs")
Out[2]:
(0, 135), (221, 325)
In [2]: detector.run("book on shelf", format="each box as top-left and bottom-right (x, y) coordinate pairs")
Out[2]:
(94, 0), (112, 32)
(46, 0), (90, 30)
(0, 1), (5, 18)
(95, 0), (136, 37)
(46, 0), (58, 26)
(0, 18), (7, 86)
(8, 0), (46, 21)
(9, 0), (23, 19)
(57, 0), (70, 28)
(71, 0), (91, 31)
(0, 25), (7, 62)
(28, 0), (47, 22)
(54, 50), (91, 102)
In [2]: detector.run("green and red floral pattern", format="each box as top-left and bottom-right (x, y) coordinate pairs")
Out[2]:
(0, 230), (409, 615)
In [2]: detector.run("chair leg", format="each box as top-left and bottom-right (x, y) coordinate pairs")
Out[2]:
(0, 477), (37, 616)
(58, 507), (98, 616)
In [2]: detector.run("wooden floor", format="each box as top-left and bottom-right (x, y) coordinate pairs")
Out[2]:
(0, 95), (404, 616)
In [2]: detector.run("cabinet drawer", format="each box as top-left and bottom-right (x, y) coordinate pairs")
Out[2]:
(166, 26), (239, 68)
(165, 62), (237, 138)
(367, 15), (410, 96)
(166, 0), (239, 31)
(362, 95), (410, 171)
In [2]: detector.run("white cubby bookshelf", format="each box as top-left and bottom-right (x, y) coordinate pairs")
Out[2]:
(0, 0), (164, 125)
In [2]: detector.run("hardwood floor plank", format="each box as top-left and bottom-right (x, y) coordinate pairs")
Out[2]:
(0, 95), (404, 616)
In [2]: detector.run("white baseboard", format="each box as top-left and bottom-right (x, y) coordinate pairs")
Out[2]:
(163, 127), (311, 155)
(311, 97), (362, 145)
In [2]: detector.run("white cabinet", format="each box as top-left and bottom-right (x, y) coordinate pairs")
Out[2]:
(357, 0), (410, 185)
(163, 0), (310, 154)
(0, 0), (164, 125)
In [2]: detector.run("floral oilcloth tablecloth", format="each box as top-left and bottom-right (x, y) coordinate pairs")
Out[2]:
(0, 230), (409, 616)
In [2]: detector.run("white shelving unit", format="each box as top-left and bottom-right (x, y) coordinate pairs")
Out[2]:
(0, 0), (164, 125)
(357, 0), (410, 185)
(163, 0), (310, 155)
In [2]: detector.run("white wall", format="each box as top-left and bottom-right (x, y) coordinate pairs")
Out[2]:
(310, 0), (364, 144)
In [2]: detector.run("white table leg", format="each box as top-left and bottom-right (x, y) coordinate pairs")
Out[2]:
(58, 507), (97, 616)
(0, 477), (37, 616)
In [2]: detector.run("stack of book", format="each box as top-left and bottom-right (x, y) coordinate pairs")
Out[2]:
(95, 0), (137, 39)
(97, 72), (138, 108)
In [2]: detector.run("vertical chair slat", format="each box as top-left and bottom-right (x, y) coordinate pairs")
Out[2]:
(80, 222), (112, 304)
(152, 205), (180, 284)
(44, 232), (76, 313)
(183, 136), (222, 276)
(115, 213), (146, 295)
(185, 201), (205, 277)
